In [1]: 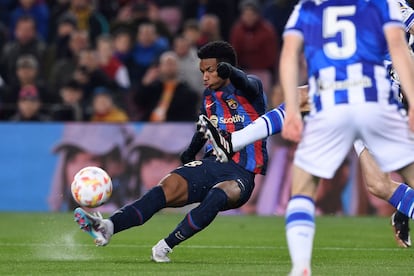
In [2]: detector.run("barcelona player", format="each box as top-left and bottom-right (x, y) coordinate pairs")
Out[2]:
(73, 41), (268, 262)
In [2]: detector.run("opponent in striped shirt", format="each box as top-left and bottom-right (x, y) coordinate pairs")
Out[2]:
(202, 0), (414, 250)
(281, 0), (414, 275)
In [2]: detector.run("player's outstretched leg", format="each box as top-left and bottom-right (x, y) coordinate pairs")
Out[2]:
(391, 211), (411, 247)
(74, 207), (114, 246)
(354, 140), (412, 248)
(198, 114), (234, 162)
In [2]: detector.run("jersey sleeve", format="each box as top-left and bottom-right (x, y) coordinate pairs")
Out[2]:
(283, 3), (304, 38)
(380, 0), (405, 29)
(398, 0), (414, 32)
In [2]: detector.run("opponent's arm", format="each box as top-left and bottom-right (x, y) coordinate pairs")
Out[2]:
(386, 25), (414, 131)
(280, 33), (304, 143)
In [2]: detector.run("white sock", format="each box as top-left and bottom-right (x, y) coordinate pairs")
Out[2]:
(104, 219), (114, 236)
(232, 118), (269, 151)
(353, 139), (366, 157)
(285, 196), (315, 271)
(232, 107), (285, 151)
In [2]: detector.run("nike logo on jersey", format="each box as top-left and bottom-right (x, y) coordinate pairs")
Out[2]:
(206, 102), (215, 108)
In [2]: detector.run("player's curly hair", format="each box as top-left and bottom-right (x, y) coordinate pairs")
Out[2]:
(197, 41), (237, 66)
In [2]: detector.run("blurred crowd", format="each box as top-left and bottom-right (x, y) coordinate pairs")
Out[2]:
(0, 0), (298, 122)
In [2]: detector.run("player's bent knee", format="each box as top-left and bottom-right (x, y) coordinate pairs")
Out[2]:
(159, 173), (189, 206)
(213, 181), (241, 207)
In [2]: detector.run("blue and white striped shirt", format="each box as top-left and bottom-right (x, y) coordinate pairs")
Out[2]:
(285, 0), (405, 113)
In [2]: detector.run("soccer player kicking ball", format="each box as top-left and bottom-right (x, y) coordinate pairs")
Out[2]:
(73, 41), (268, 263)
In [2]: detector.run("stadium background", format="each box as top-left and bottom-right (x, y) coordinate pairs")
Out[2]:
(0, 1), (406, 216)
(0, 122), (395, 217)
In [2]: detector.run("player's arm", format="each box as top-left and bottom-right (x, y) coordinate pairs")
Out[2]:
(180, 125), (207, 164)
(280, 32), (304, 143)
(386, 24), (414, 130)
(216, 62), (261, 99)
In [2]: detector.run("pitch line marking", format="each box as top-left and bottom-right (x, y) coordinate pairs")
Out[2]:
(0, 243), (403, 252)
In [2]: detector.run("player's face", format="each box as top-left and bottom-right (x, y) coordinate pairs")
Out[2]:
(199, 58), (227, 90)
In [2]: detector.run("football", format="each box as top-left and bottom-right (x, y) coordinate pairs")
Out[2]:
(71, 166), (112, 208)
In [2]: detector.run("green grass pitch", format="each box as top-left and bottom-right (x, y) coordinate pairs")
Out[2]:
(1, 212), (413, 275)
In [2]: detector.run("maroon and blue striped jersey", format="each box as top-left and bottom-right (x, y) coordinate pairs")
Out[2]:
(201, 74), (268, 175)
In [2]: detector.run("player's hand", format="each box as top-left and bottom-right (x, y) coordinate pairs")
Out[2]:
(281, 112), (303, 143)
(180, 149), (195, 164)
(217, 62), (232, 79)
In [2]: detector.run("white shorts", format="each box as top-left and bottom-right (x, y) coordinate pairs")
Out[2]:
(294, 103), (414, 178)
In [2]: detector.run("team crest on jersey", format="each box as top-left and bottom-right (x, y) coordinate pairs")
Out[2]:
(226, 99), (238, 109)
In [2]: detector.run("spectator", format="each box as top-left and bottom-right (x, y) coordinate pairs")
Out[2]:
(229, 0), (280, 95)
(9, 84), (51, 121)
(262, 0), (298, 46)
(46, 0), (71, 43)
(111, 2), (171, 45)
(48, 30), (89, 95)
(134, 51), (200, 122)
(51, 79), (86, 121)
(197, 14), (221, 47)
(44, 14), (78, 78)
(2, 54), (53, 118)
(112, 1), (150, 32)
(90, 87), (129, 122)
(147, 1), (175, 43)
(59, 0), (109, 47)
(73, 48), (120, 109)
(181, 19), (201, 48)
(180, 0), (237, 41)
(230, 0), (279, 73)
(0, 15), (47, 85)
(96, 34), (131, 91)
(130, 21), (169, 86)
(172, 35), (204, 94)
(112, 27), (134, 74)
(10, 0), (50, 41)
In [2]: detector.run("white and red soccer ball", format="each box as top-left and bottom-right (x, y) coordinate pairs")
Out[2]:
(71, 166), (112, 208)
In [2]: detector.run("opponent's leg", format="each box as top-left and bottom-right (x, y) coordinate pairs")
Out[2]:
(231, 106), (285, 151)
(199, 106), (285, 162)
(391, 211), (411, 247)
(355, 140), (411, 247)
(285, 166), (318, 276)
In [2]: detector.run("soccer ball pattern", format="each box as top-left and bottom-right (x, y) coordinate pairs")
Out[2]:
(71, 166), (112, 208)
